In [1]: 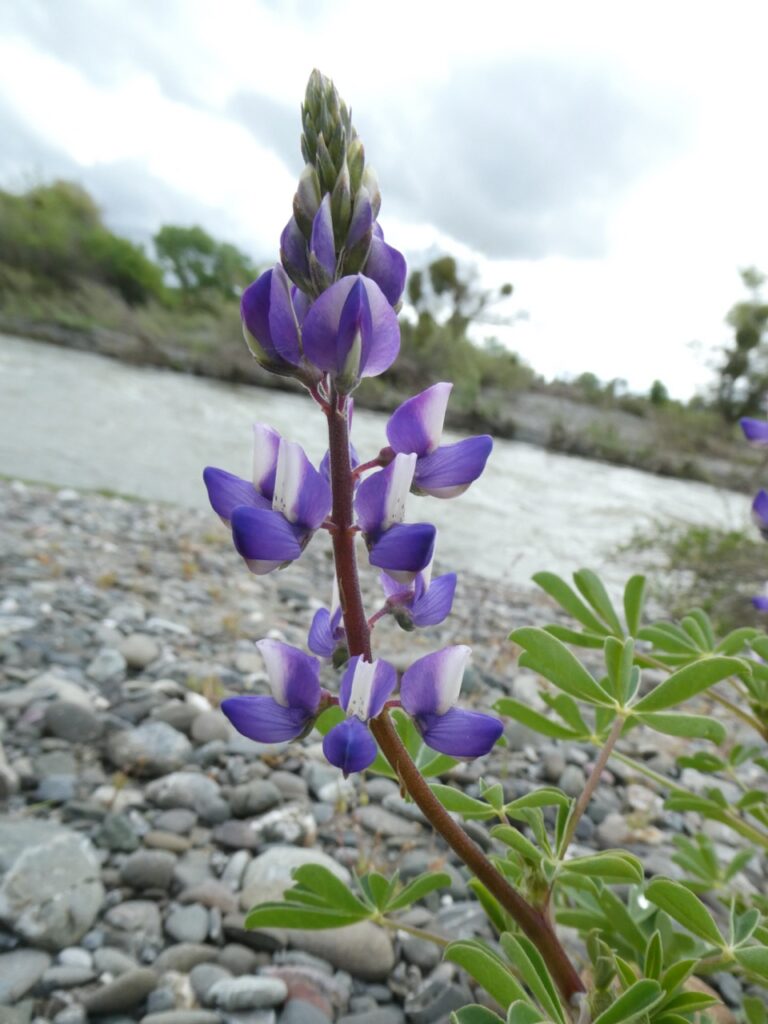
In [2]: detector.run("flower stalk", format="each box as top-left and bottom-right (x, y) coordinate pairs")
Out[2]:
(325, 386), (586, 1007)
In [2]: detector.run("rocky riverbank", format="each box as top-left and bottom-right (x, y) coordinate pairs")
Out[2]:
(0, 481), (758, 1022)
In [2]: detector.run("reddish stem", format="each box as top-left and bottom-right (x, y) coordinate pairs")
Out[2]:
(324, 387), (585, 1008)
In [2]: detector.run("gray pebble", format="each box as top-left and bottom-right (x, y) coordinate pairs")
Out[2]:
(82, 967), (158, 1014)
(121, 850), (177, 891)
(165, 905), (210, 944)
(208, 976), (287, 1011)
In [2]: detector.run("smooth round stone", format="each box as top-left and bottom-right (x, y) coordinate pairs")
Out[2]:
(165, 905), (210, 944)
(141, 1013), (222, 1024)
(95, 813), (141, 852)
(229, 781), (282, 818)
(107, 722), (192, 778)
(0, 949), (51, 1004)
(269, 772), (308, 802)
(154, 809), (198, 834)
(208, 976), (288, 1010)
(191, 962), (231, 1002)
(280, 1000), (332, 1024)
(93, 947), (139, 975)
(154, 943), (217, 974)
(558, 764), (586, 798)
(216, 944), (262, 976)
(54, 1007), (87, 1024)
(58, 947), (93, 969)
(36, 773), (76, 803)
(87, 647), (127, 683)
(191, 711), (231, 744)
(121, 850), (177, 890)
(82, 967), (158, 1013)
(146, 987), (177, 1014)
(119, 634), (161, 670)
(44, 701), (103, 743)
(143, 830), (191, 853)
(40, 964), (97, 990)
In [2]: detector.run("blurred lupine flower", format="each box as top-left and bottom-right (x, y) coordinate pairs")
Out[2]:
(752, 490), (768, 539)
(753, 595), (768, 612)
(740, 417), (768, 445)
(301, 275), (400, 391)
(204, 430), (331, 575)
(308, 578), (346, 659)
(355, 453), (436, 582)
(400, 646), (503, 757)
(380, 559), (457, 630)
(222, 640), (324, 742)
(322, 656), (397, 775)
(386, 382), (493, 498)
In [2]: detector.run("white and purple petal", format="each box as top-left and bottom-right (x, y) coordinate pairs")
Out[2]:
(752, 490), (768, 538)
(386, 383), (452, 457)
(252, 423), (281, 500)
(280, 217), (310, 279)
(231, 506), (304, 575)
(411, 572), (457, 627)
(302, 275), (400, 380)
(339, 656), (397, 721)
(368, 523), (436, 583)
(414, 436), (493, 498)
(322, 717), (378, 775)
(203, 467), (270, 523)
(414, 707), (503, 759)
(310, 194), (336, 279)
(267, 264), (303, 365)
(221, 695), (314, 743)
(272, 439), (331, 530)
(255, 639), (321, 712)
(355, 454), (416, 536)
(740, 418), (768, 446)
(363, 234), (407, 307)
(308, 608), (337, 658)
(400, 645), (471, 717)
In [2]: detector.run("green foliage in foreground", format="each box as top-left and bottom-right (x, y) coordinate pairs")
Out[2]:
(247, 567), (768, 1022)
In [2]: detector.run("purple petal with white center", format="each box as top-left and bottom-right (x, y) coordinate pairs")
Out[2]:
(411, 573), (457, 627)
(268, 264), (302, 365)
(363, 234), (407, 307)
(310, 194), (336, 279)
(368, 523), (436, 583)
(255, 639), (321, 712)
(336, 277), (372, 379)
(752, 490), (768, 538)
(400, 645), (471, 717)
(322, 717), (378, 775)
(339, 656), (397, 721)
(742, 418), (768, 445)
(252, 423), (281, 500)
(414, 707), (503, 759)
(379, 571), (409, 601)
(753, 595), (768, 611)
(231, 506), (304, 574)
(280, 217), (309, 278)
(221, 695), (313, 743)
(241, 271), (279, 360)
(355, 454), (416, 536)
(272, 440), (331, 530)
(203, 467), (269, 523)
(414, 436), (493, 498)
(346, 187), (373, 249)
(387, 383), (452, 457)
(302, 276), (400, 379)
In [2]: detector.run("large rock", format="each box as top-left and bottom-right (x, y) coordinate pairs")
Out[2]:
(240, 846), (350, 909)
(0, 949), (51, 1005)
(107, 722), (192, 777)
(0, 818), (103, 950)
(287, 922), (395, 982)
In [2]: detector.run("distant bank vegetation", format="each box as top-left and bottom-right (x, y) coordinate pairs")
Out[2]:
(0, 180), (764, 487)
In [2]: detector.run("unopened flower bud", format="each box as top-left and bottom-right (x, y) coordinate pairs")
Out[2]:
(293, 165), (322, 239)
(362, 166), (381, 219)
(331, 162), (352, 247)
(347, 137), (365, 194)
(315, 134), (337, 194)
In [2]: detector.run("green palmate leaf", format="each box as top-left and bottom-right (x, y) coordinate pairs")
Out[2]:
(416, 748), (459, 776)
(735, 945), (768, 980)
(633, 656), (745, 712)
(291, 865), (370, 915)
(509, 628), (614, 706)
(623, 575), (647, 635)
(733, 907), (760, 946)
(360, 871), (394, 911)
(500, 933), (566, 1024)
(507, 1003), (546, 1024)
(386, 871), (452, 912)
(445, 939), (527, 1009)
(724, 848), (755, 880)
(451, 1007), (505, 1024)
(544, 624), (605, 648)
(592, 980), (663, 1024)
(644, 931), (663, 981)
(662, 992), (718, 1013)
(560, 852), (644, 885)
(542, 693), (590, 734)
(635, 711), (726, 744)
(245, 902), (366, 929)
(681, 611), (714, 650)
(637, 624), (699, 654)
(430, 783), (497, 819)
(532, 571), (610, 634)
(659, 958), (698, 993)
(744, 995), (768, 1024)
(716, 627), (759, 655)
(491, 824), (543, 865)
(494, 698), (581, 740)
(505, 789), (571, 814)
(645, 879), (723, 946)
(468, 879), (509, 934)
(573, 569), (624, 635)
(653, 1016), (691, 1024)
(676, 752), (726, 773)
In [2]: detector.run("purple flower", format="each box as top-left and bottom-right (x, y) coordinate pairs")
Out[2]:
(752, 490), (768, 540)
(741, 418), (768, 446)
(386, 383), (493, 498)
(363, 225), (407, 307)
(301, 275), (400, 391)
(753, 595), (768, 611)
(355, 454), (436, 582)
(308, 579), (346, 658)
(241, 265), (306, 374)
(204, 431), (331, 575)
(380, 560), (457, 629)
(309, 194), (337, 289)
(322, 656), (397, 774)
(221, 640), (322, 743)
(400, 646), (503, 758)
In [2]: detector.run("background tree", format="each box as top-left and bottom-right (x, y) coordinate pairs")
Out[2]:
(715, 267), (768, 421)
(154, 225), (257, 302)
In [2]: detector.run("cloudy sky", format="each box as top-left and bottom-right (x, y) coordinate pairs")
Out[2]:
(1, 0), (767, 398)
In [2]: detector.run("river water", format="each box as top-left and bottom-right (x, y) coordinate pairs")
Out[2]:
(0, 334), (750, 588)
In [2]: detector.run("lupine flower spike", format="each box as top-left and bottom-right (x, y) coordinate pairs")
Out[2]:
(322, 657), (397, 774)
